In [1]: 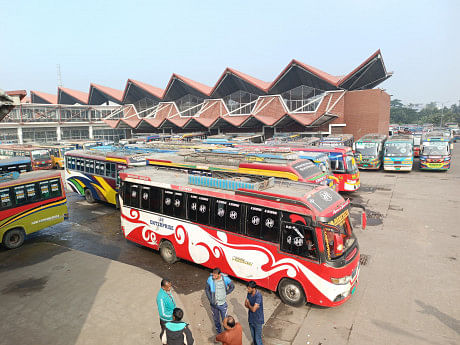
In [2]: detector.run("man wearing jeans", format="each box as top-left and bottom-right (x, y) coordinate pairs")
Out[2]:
(245, 281), (264, 345)
(205, 267), (235, 333)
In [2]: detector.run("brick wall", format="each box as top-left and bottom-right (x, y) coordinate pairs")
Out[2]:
(343, 89), (390, 139)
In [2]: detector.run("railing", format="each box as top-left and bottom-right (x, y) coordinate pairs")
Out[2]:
(0, 104), (121, 124)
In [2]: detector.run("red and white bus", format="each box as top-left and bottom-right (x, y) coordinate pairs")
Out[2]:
(236, 145), (360, 192)
(119, 168), (361, 307)
(0, 145), (53, 170)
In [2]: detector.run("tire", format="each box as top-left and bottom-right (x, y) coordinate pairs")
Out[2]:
(159, 240), (178, 264)
(2, 228), (26, 249)
(84, 189), (95, 203)
(278, 278), (306, 307)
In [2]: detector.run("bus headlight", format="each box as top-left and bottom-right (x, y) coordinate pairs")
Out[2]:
(331, 275), (352, 285)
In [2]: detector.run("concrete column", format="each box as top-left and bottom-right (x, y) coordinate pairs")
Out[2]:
(88, 125), (94, 139)
(56, 126), (62, 141)
(17, 126), (23, 144)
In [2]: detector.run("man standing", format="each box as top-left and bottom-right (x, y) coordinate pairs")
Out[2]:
(161, 307), (194, 345)
(205, 267), (235, 333)
(156, 278), (176, 335)
(245, 281), (264, 345)
(215, 316), (243, 345)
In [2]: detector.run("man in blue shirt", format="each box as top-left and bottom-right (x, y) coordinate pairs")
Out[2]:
(156, 278), (176, 337)
(205, 267), (235, 333)
(245, 281), (264, 345)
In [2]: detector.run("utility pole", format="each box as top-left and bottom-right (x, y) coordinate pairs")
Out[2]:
(56, 64), (63, 87)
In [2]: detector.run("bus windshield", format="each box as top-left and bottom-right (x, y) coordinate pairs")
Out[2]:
(345, 155), (359, 174)
(292, 160), (322, 179)
(422, 142), (449, 156)
(385, 142), (412, 157)
(355, 142), (378, 156)
(31, 149), (51, 161)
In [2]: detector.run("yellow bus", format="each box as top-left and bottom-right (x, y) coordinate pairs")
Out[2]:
(33, 144), (74, 169)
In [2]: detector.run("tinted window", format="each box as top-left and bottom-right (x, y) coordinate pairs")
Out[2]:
(106, 162), (116, 178)
(149, 187), (162, 212)
(280, 222), (317, 260)
(13, 186), (27, 205)
(140, 186), (150, 210)
(25, 183), (39, 203)
(227, 201), (242, 233)
(0, 188), (12, 209)
(128, 184), (139, 208)
(163, 190), (174, 216)
(173, 192), (186, 219)
(213, 199), (227, 230)
(85, 159), (95, 174)
(247, 205), (262, 238)
(262, 208), (280, 243)
(49, 179), (61, 198)
(39, 181), (50, 198)
(188, 194), (198, 221)
(95, 161), (105, 175)
(197, 196), (210, 225)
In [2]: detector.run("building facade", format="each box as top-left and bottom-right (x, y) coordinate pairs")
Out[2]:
(1, 50), (391, 143)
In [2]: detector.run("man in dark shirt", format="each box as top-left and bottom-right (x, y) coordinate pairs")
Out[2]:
(244, 281), (264, 345)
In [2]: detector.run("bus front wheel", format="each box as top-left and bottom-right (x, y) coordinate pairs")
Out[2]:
(160, 240), (178, 264)
(84, 189), (95, 203)
(2, 228), (26, 249)
(278, 278), (306, 307)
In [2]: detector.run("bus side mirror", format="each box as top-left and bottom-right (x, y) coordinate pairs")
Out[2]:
(333, 234), (344, 256)
(362, 211), (367, 230)
(352, 143), (356, 151)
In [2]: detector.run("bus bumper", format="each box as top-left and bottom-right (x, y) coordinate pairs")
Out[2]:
(343, 180), (360, 191)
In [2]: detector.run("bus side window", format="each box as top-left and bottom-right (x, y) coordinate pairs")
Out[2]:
(39, 181), (51, 199)
(129, 184), (140, 208)
(226, 201), (242, 233)
(173, 192), (185, 219)
(0, 188), (12, 209)
(247, 206), (263, 239)
(280, 222), (318, 260)
(49, 179), (61, 198)
(88, 160), (94, 174)
(140, 186), (150, 210)
(25, 183), (39, 203)
(150, 187), (162, 213)
(188, 194), (198, 221)
(106, 162), (116, 178)
(213, 199), (227, 230)
(197, 196), (210, 225)
(13, 185), (27, 206)
(262, 208), (280, 243)
(163, 190), (174, 216)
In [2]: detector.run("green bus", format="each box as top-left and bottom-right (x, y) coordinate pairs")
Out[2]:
(353, 134), (387, 170)
(0, 171), (68, 249)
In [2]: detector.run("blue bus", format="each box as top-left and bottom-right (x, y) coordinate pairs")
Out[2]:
(0, 157), (32, 174)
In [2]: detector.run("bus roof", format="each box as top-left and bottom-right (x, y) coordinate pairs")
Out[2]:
(121, 167), (346, 218)
(0, 157), (31, 166)
(0, 170), (61, 188)
(146, 151), (321, 176)
(356, 134), (387, 142)
(65, 149), (149, 165)
(31, 144), (74, 149)
(0, 145), (48, 152)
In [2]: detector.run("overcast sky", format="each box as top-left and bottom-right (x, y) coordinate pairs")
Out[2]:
(1, 0), (458, 105)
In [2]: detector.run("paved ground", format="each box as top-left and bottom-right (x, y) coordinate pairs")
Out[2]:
(1, 145), (459, 345)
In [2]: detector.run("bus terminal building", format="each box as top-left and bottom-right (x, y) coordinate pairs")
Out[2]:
(1, 50), (392, 143)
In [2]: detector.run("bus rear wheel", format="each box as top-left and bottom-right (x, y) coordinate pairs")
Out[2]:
(278, 278), (306, 307)
(3, 228), (25, 249)
(84, 189), (95, 203)
(160, 240), (178, 264)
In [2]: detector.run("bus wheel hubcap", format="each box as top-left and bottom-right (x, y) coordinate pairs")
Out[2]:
(286, 285), (300, 301)
(10, 234), (19, 244)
